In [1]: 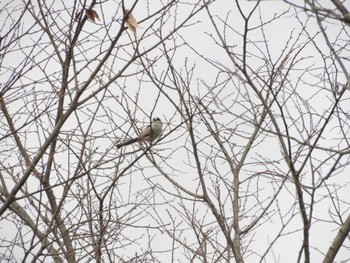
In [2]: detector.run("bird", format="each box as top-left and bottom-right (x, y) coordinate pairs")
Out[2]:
(124, 9), (140, 35)
(117, 117), (163, 148)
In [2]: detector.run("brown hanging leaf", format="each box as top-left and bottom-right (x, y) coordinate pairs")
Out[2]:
(85, 10), (95, 22)
(91, 10), (100, 21)
(124, 9), (139, 35)
(85, 9), (100, 23)
(75, 10), (82, 21)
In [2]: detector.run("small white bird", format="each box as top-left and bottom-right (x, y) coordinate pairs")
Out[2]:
(124, 9), (140, 35)
(117, 118), (163, 148)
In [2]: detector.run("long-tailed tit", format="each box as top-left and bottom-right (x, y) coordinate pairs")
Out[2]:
(117, 118), (163, 148)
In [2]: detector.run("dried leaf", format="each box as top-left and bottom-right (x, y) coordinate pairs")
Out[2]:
(85, 10), (94, 22)
(75, 10), (82, 21)
(85, 9), (100, 23)
(91, 10), (100, 21)
(124, 9), (139, 34)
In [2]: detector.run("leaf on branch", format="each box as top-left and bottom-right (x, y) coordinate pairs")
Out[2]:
(75, 10), (82, 21)
(124, 9), (140, 34)
(85, 9), (100, 23)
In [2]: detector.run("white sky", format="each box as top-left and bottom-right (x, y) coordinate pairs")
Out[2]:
(1, 0), (350, 262)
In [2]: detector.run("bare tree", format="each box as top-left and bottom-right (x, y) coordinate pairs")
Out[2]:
(0, 0), (349, 262)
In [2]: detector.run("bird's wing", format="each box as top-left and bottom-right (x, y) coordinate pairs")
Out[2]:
(139, 125), (151, 140)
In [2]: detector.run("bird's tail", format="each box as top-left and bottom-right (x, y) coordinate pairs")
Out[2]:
(117, 138), (138, 148)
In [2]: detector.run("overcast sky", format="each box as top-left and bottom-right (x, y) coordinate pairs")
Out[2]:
(1, 0), (350, 262)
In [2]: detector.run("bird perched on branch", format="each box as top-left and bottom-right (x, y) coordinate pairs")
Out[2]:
(124, 9), (140, 35)
(117, 118), (163, 148)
